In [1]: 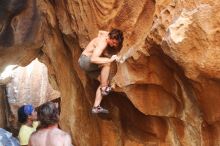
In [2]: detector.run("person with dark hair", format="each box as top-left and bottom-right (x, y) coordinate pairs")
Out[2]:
(78, 29), (124, 114)
(17, 104), (38, 146)
(28, 102), (72, 146)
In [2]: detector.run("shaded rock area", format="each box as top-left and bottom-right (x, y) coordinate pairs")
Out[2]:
(0, 0), (220, 145)
(0, 85), (7, 128)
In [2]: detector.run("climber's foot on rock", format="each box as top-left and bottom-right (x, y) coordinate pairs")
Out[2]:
(100, 86), (112, 96)
(91, 105), (109, 114)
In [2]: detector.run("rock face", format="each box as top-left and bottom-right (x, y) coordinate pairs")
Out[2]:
(4, 59), (60, 120)
(0, 0), (220, 145)
(0, 59), (60, 130)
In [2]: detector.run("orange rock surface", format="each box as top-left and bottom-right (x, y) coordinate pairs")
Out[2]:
(0, 0), (220, 145)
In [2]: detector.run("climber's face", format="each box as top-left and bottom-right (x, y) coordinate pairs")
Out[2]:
(29, 109), (37, 121)
(108, 39), (119, 48)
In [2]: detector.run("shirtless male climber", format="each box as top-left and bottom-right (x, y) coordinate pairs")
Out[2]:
(29, 102), (72, 146)
(78, 29), (124, 114)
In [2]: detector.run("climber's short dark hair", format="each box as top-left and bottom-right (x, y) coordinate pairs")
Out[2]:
(38, 102), (59, 128)
(108, 29), (124, 46)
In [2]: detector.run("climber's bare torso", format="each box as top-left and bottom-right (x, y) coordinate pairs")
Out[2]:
(82, 31), (109, 59)
(29, 126), (72, 146)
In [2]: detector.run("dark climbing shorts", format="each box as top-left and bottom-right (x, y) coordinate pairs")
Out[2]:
(78, 54), (100, 79)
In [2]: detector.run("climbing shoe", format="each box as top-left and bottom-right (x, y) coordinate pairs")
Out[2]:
(91, 106), (109, 114)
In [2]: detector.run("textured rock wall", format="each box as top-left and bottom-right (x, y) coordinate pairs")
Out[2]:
(4, 59), (60, 122)
(0, 0), (220, 145)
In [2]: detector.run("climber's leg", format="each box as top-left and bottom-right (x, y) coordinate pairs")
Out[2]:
(99, 63), (112, 95)
(93, 85), (102, 107)
(92, 85), (109, 114)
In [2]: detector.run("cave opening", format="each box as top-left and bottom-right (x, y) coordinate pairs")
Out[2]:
(0, 58), (61, 136)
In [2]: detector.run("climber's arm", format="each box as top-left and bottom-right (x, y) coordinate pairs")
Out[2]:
(90, 40), (115, 64)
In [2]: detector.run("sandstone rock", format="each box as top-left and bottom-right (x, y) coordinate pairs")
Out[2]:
(4, 59), (60, 115)
(0, 0), (220, 145)
(0, 59), (60, 130)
